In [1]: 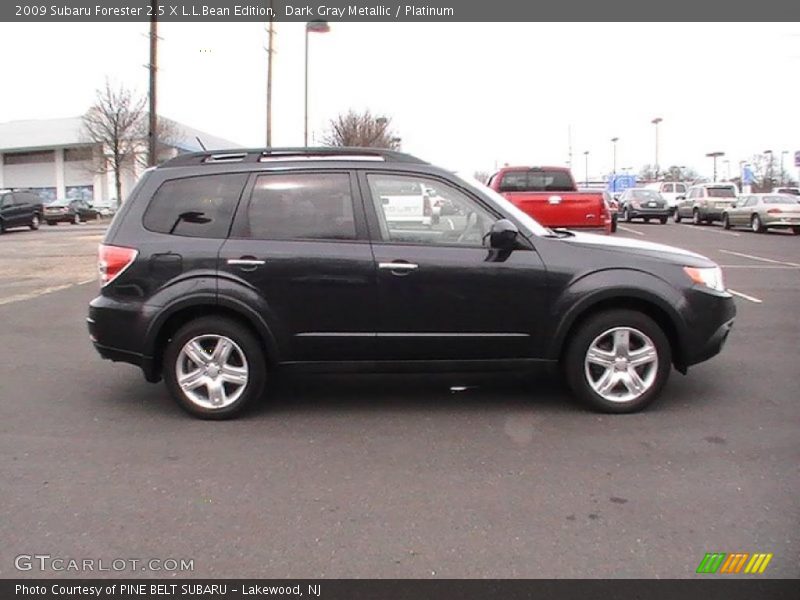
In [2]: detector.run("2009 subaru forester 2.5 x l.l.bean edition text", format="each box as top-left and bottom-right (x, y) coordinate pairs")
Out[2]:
(87, 148), (736, 419)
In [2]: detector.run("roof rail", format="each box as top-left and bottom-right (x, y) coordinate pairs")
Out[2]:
(160, 147), (428, 168)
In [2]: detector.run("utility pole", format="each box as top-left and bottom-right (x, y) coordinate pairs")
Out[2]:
(265, 0), (275, 147)
(706, 151), (724, 182)
(147, 0), (158, 168)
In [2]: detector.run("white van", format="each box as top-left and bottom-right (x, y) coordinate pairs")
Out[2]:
(645, 182), (689, 212)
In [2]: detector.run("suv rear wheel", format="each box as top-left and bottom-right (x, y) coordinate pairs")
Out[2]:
(163, 316), (266, 419)
(563, 310), (671, 413)
(692, 208), (703, 225)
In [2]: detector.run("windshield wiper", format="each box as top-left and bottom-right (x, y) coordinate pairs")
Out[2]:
(544, 227), (575, 238)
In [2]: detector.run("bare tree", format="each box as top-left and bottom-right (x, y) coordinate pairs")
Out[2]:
(82, 80), (146, 207)
(322, 110), (400, 149)
(473, 171), (490, 184)
(662, 165), (699, 182)
(134, 116), (184, 168)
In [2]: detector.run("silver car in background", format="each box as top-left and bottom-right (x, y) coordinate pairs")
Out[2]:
(722, 194), (800, 234)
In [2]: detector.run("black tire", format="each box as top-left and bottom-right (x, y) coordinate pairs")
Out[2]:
(673, 210), (682, 223)
(163, 316), (267, 419)
(792, 227), (800, 236)
(563, 309), (672, 414)
(46, 220), (56, 226)
(644, 217), (651, 224)
(72, 213), (81, 225)
(0, 219), (5, 234)
(722, 214), (731, 230)
(692, 208), (702, 225)
(610, 214), (618, 233)
(751, 214), (765, 233)
(623, 208), (632, 223)
(29, 214), (40, 230)
(659, 216), (668, 225)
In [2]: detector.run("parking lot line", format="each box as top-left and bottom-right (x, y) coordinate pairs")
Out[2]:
(727, 289), (763, 304)
(618, 225), (645, 236)
(719, 249), (800, 267)
(720, 265), (800, 269)
(680, 223), (740, 237)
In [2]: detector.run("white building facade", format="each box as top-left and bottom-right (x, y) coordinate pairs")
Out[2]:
(0, 117), (237, 204)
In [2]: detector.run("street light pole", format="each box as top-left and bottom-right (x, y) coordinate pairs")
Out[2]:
(780, 150), (788, 185)
(304, 20), (330, 147)
(265, 0), (275, 147)
(706, 151), (725, 181)
(610, 137), (618, 178)
(584, 150), (590, 187)
(764, 149), (773, 191)
(651, 117), (662, 180)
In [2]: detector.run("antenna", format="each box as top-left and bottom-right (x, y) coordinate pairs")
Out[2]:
(195, 136), (208, 151)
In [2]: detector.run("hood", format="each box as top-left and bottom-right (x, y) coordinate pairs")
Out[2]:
(563, 231), (715, 267)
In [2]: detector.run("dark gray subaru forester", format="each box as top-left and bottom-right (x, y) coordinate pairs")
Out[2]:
(88, 148), (736, 419)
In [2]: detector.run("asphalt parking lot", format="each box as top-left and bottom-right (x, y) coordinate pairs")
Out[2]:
(0, 221), (798, 578)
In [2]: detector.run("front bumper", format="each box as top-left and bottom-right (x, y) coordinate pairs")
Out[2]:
(681, 288), (737, 368)
(628, 207), (671, 218)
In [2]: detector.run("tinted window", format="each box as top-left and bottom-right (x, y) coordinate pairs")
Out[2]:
(632, 190), (662, 200)
(707, 186), (736, 198)
(662, 183), (674, 193)
(675, 184), (687, 193)
(143, 173), (247, 238)
(498, 170), (574, 192)
(242, 173), (356, 241)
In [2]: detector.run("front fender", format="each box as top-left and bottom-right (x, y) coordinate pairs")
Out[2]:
(546, 268), (690, 361)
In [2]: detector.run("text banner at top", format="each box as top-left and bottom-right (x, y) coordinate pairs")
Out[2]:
(4, 0), (800, 22)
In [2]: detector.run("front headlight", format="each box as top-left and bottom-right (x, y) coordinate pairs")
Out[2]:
(684, 266), (725, 292)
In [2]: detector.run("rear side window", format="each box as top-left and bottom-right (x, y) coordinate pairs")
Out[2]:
(241, 173), (356, 241)
(707, 186), (736, 198)
(675, 184), (687, 193)
(143, 173), (247, 238)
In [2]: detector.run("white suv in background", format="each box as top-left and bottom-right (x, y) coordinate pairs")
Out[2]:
(645, 181), (688, 214)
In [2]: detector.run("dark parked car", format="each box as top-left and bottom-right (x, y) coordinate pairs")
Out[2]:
(0, 190), (43, 233)
(88, 148), (736, 419)
(617, 189), (671, 224)
(44, 198), (100, 225)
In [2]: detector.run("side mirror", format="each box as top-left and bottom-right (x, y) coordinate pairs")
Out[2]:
(489, 218), (519, 249)
(730, 202), (737, 208)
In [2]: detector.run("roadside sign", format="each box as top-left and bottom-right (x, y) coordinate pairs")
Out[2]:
(795, 150), (800, 167)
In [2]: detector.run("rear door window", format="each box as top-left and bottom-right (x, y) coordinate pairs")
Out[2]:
(143, 173), (248, 238)
(662, 183), (674, 193)
(237, 172), (357, 241)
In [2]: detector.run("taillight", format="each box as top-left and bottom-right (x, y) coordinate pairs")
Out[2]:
(766, 208), (782, 214)
(422, 194), (432, 217)
(98, 244), (138, 286)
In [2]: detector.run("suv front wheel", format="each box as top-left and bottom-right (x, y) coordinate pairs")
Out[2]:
(563, 310), (671, 413)
(163, 316), (266, 419)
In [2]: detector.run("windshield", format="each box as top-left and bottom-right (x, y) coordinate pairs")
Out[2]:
(707, 187), (736, 198)
(775, 188), (799, 196)
(453, 172), (551, 237)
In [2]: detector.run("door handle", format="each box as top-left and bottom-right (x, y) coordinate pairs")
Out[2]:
(548, 195), (562, 205)
(378, 262), (419, 273)
(227, 258), (265, 271)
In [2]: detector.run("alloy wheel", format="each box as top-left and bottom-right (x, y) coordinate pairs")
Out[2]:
(175, 335), (249, 410)
(584, 327), (658, 403)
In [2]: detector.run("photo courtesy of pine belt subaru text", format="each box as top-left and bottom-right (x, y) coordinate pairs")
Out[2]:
(87, 148), (736, 419)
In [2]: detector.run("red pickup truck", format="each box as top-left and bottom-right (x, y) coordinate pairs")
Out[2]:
(487, 166), (613, 233)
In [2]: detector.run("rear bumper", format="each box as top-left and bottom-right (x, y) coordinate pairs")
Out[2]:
(762, 217), (800, 227)
(627, 208), (671, 218)
(87, 295), (160, 382)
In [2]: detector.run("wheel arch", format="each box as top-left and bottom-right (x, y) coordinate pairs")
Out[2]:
(550, 288), (688, 374)
(144, 298), (280, 382)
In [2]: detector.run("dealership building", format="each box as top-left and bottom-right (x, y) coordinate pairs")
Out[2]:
(0, 117), (237, 204)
